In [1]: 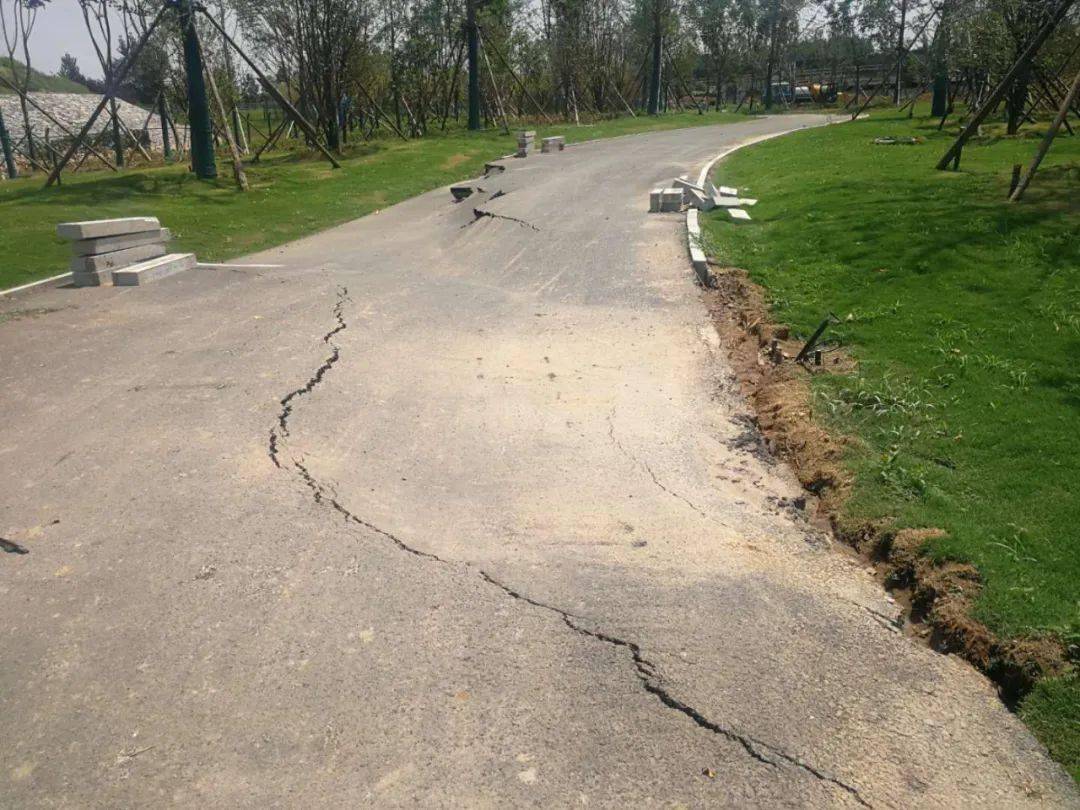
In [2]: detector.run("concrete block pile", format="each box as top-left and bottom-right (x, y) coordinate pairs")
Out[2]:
(57, 217), (196, 287)
(541, 136), (565, 153)
(648, 176), (756, 221)
(516, 130), (536, 157)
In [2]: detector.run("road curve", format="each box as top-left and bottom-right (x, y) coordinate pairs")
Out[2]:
(1, 115), (1076, 807)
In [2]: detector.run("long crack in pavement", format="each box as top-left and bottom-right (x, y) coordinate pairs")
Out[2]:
(269, 286), (350, 468)
(267, 291), (873, 808)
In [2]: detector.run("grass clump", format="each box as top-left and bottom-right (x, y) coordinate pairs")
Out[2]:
(1021, 676), (1080, 781)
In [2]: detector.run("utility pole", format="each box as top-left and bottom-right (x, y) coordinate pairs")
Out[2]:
(0, 107), (16, 179)
(647, 0), (663, 115)
(179, 0), (217, 178)
(466, 0), (481, 130)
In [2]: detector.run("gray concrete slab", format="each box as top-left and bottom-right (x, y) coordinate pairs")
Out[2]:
(111, 253), (196, 286)
(70, 268), (112, 287)
(70, 242), (167, 273)
(71, 227), (171, 257)
(57, 216), (160, 241)
(1, 115), (1075, 808)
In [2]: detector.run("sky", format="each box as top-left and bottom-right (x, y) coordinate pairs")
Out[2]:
(15, 1), (105, 80)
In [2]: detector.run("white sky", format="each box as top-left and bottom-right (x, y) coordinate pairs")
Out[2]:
(18, 0), (105, 80)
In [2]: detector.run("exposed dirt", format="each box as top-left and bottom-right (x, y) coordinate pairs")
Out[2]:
(702, 263), (1070, 707)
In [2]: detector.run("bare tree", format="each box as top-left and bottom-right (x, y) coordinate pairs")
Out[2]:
(0, 0), (48, 162)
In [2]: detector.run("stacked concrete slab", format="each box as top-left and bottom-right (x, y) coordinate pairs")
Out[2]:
(540, 135), (565, 153)
(57, 217), (194, 287)
(516, 130), (536, 157)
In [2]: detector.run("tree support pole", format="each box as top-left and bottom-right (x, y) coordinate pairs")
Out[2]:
(45, 4), (168, 187)
(478, 27), (554, 123)
(252, 118), (288, 162)
(0, 74), (117, 171)
(196, 5), (341, 168)
(354, 82), (409, 141)
(936, 0), (1074, 170)
(192, 23), (247, 190)
(1009, 67), (1080, 202)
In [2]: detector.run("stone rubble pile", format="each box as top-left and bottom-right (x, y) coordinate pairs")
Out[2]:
(648, 175), (757, 221)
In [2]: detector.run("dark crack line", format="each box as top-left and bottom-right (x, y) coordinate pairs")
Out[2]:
(268, 286), (349, 468)
(606, 409), (718, 525)
(486, 571), (870, 805)
(295, 460), (871, 804)
(1, 537), (29, 555)
(464, 207), (541, 231)
(268, 297), (870, 808)
(862, 604), (904, 632)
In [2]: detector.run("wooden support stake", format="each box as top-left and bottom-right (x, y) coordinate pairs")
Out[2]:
(252, 118), (288, 163)
(479, 27), (554, 124)
(795, 314), (837, 363)
(197, 6), (341, 168)
(0, 75), (118, 171)
(45, 3), (168, 187)
(937, 0), (1074, 170)
(192, 24), (248, 191)
(1010, 67), (1080, 202)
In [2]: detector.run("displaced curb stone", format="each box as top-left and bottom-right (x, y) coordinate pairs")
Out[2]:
(112, 253), (197, 286)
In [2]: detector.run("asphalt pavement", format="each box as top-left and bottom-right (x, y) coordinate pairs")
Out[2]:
(1, 115), (1076, 807)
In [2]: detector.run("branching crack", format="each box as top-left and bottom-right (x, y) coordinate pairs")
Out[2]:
(606, 409), (718, 525)
(465, 207), (541, 231)
(267, 294), (870, 807)
(268, 286), (349, 468)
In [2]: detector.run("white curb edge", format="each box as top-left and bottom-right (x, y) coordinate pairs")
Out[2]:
(0, 271), (73, 299)
(687, 113), (856, 286)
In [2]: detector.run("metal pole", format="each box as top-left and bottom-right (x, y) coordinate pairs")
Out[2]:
(180, 0), (217, 178)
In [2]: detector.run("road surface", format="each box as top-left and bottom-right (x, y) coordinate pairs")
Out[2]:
(2, 116), (1076, 807)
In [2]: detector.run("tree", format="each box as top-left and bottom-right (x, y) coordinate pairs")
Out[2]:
(0, 0), (50, 163)
(58, 52), (88, 85)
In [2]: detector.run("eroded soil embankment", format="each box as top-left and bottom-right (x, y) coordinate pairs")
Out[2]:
(702, 264), (1069, 707)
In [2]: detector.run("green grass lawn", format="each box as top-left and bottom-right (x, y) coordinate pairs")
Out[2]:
(702, 107), (1078, 778)
(0, 109), (746, 290)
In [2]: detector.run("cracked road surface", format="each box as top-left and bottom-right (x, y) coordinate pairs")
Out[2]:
(2, 116), (1076, 807)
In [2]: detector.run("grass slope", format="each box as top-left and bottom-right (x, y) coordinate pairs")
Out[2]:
(0, 57), (89, 94)
(0, 109), (744, 289)
(702, 109), (1078, 777)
